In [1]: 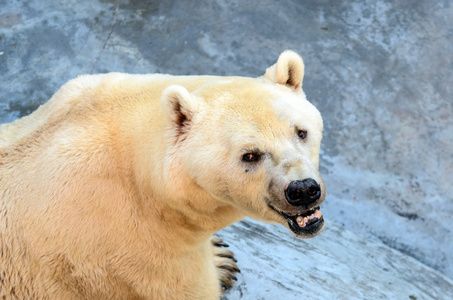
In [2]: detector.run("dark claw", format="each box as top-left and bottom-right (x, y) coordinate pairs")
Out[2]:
(220, 281), (227, 290)
(215, 242), (230, 248)
(217, 253), (237, 262)
(219, 265), (241, 273)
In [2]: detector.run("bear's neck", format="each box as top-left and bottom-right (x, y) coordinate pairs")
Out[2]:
(134, 192), (242, 247)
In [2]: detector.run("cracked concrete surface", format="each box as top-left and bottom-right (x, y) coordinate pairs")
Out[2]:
(1, 0), (452, 298)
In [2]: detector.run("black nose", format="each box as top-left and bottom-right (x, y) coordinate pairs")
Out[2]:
(285, 179), (321, 206)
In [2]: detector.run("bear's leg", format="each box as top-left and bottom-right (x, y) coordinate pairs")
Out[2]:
(211, 236), (240, 293)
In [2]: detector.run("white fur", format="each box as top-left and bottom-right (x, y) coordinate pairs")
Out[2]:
(0, 51), (324, 299)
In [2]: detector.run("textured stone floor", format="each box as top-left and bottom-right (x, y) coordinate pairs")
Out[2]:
(1, 0), (452, 298)
(219, 219), (453, 299)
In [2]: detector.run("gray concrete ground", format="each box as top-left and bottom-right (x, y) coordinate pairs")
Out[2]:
(1, 0), (452, 298)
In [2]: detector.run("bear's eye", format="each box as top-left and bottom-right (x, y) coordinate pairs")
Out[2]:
(242, 152), (261, 163)
(298, 130), (308, 140)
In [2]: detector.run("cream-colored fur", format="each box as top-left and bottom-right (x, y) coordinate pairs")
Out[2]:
(0, 50), (324, 299)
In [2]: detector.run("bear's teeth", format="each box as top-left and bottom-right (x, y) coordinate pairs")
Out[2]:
(296, 210), (322, 228)
(296, 216), (306, 227)
(315, 210), (322, 219)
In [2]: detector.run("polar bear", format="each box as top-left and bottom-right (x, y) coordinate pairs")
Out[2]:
(0, 50), (325, 299)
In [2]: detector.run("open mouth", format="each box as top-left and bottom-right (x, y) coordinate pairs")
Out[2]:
(269, 205), (324, 237)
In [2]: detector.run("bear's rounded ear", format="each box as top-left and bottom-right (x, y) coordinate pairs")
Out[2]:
(161, 85), (201, 138)
(264, 50), (305, 92)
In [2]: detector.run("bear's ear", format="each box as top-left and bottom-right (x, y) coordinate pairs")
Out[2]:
(161, 85), (201, 138)
(264, 50), (305, 92)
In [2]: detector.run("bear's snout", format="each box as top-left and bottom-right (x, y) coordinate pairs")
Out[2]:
(284, 179), (321, 207)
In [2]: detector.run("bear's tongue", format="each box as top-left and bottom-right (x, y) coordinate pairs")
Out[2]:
(294, 208), (322, 228)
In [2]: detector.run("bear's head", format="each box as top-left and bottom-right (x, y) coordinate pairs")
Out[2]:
(161, 50), (325, 238)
